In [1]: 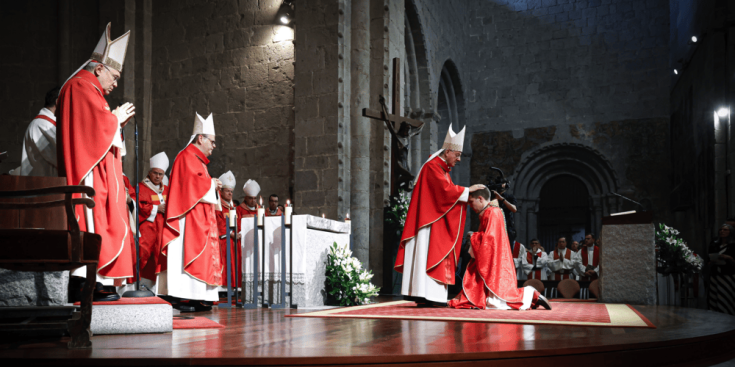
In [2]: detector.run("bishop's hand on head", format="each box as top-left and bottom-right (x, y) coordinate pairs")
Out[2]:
(468, 184), (486, 193)
(112, 102), (136, 127)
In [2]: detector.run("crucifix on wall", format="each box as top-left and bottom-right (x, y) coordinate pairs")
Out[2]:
(362, 58), (425, 195)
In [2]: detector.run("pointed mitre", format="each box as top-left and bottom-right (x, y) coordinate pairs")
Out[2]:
(243, 179), (261, 197)
(162, 175), (169, 186)
(441, 125), (466, 152)
(219, 171), (236, 190)
(187, 112), (215, 146)
(91, 23), (130, 72)
(149, 152), (169, 172)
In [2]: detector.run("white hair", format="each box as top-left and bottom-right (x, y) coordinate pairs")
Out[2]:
(84, 61), (102, 72)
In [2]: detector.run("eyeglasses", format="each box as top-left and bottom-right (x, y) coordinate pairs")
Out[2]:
(103, 65), (120, 83)
(202, 136), (216, 146)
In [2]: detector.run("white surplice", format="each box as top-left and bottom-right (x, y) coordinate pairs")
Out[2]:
(20, 108), (57, 177)
(157, 179), (220, 301)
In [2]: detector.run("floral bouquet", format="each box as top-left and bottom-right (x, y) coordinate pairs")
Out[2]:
(655, 224), (703, 275)
(385, 187), (411, 230)
(325, 242), (380, 306)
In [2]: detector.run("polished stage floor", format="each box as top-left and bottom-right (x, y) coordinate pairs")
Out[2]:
(2, 296), (735, 366)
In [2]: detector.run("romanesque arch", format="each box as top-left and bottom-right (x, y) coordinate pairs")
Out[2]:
(511, 143), (622, 244)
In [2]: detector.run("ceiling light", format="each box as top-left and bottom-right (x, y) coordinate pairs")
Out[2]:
(673, 69), (678, 75)
(718, 108), (730, 118)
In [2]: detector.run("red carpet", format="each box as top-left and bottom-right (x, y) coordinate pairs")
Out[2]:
(287, 300), (655, 328)
(73, 296), (171, 306)
(549, 298), (598, 302)
(173, 317), (225, 330)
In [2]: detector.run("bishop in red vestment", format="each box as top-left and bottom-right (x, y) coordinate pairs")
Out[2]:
(59, 24), (135, 301)
(158, 113), (222, 312)
(216, 171), (241, 288)
(134, 152), (169, 286)
(238, 179), (261, 218)
(395, 126), (485, 305)
(449, 188), (550, 310)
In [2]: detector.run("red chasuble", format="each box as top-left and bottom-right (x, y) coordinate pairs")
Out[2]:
(236, 204), (259, 218)
(449, 203), (538, 310)
(217, 199), (241, 287)
(137, 180), (168, 281)
(394, 156), (466, 285)
(57, 69), (133, 279)
(160, 144), (222, 286)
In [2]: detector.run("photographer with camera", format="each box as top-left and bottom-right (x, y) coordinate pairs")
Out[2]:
(487, 169), (518, 250)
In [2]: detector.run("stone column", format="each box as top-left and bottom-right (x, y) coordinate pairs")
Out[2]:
(351, 0), (370, 265)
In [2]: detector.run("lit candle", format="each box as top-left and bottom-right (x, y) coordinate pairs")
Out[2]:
(229, 208), (237, 227)
(322, 213), (325, 219)
(345, 212), (350, 222)
(285, 199), (292, 225)
(257, 196), (264, 226)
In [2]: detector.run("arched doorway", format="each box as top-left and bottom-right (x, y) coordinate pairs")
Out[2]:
(512, 143), (622, 245)
(537, 175), (591, 252)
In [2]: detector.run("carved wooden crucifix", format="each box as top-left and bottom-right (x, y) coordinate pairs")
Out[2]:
(362, 58), (425, 195)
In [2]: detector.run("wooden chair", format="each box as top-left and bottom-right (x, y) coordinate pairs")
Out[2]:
(0, 185), (100, 349)
(522, 279), (545, 294)
(557, 279), (581, 299)
(589, 279), (600, 299)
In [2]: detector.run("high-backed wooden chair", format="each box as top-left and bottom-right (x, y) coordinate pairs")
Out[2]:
(557, 279), (581, 299)
(0, 184), (100, 349)
(522, 279), (545, 294)
(589, 279), (600, 299)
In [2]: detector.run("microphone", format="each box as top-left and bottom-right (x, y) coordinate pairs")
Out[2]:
(612, 192), (645, 210)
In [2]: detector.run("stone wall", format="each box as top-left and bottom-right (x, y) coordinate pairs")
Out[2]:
(150, 0), (295, 202)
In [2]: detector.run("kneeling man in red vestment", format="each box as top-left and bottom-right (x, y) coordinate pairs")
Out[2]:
(449, 187), (551, 310)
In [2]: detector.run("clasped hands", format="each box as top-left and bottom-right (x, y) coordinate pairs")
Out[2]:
(112, 102), (136, 128)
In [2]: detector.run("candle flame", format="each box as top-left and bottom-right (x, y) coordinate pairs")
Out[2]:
(287, 199), (290, 206)
(259, 196), (262, 205)
(346, 213), (350, 219)
(322, 213), (325, 218)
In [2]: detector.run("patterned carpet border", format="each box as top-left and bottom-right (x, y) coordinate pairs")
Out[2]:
(286, 301), (655, 328)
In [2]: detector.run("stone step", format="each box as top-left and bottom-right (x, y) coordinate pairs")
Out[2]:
(88, 298), (173, 335)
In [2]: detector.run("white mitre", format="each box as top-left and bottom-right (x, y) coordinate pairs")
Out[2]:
(149, 152), (169, 172)
(61, 22), (131, 91)
(441, 125), (466, 152)
(187, 112), (215, 146)
(243, 179), (260, 197)
(219, 171), (236, 190)
(414, 125), (467, 185)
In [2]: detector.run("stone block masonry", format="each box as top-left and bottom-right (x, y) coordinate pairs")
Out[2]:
(151, 0), (295, 203)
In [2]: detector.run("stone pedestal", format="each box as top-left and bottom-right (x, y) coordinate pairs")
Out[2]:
(599, 214), (657, 305)
(90, 300), (172, 335)
(0, 269), (69, 306)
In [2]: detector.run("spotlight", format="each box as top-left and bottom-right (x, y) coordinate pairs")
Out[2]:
(718, 108), (730, 118)
(673, 69), (678, 75)
(277, 1), (294, 26)
(691, 36), (698, 43)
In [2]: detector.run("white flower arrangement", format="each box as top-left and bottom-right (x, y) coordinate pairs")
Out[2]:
(326, 242), (380, 306)
(656, 223), (703, 275)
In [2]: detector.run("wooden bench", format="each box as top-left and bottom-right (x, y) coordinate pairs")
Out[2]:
(0, 184), (100, 349)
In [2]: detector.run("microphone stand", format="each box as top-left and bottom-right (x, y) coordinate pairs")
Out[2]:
(124, 116), (155, 298)
(611, 192), (646, 211)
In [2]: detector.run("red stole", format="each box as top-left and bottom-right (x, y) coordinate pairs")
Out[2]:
(448, 205), (531, 310)
(160, 144), (221, 285)
(526, 250), (542, 279)
(35, 114), (56, 126)
(395, 156), (466, 285)
(581, 245), (599, 267)
(57, 69), (132, 279)
(512, 242), (522, 258)
(217, 199), (241, 287)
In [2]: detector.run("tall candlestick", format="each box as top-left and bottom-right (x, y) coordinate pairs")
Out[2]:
(285, 199), (292, 225)
(229, 208), (237, 227)
(257, 196), (264, 226)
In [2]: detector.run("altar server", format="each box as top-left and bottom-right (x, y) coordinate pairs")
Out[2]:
(512, 241), (527, 280)
(577, 233), (600, 281)
(265, 194), (283, 216)
(395, 126), (485, 306)
(20, 87), (60, 177)
(522, 239), (548, 280)
(158, 113), (222, 312)
(59, 23), (135, 301)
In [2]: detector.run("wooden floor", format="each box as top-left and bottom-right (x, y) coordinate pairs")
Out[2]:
(2, 296), (735, 366)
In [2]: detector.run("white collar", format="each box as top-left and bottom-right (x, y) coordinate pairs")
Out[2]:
(246, 205), (256, 211)
(39, 108), (56, 121)
(269, 208), (279, 214)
